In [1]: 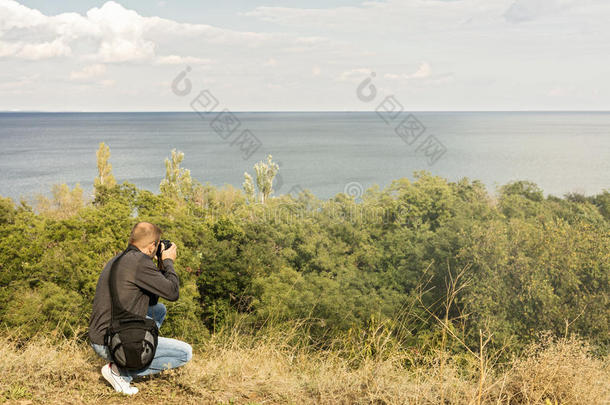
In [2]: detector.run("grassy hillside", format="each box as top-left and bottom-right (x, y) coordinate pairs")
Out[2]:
(0, 145), (608, 403)
(1, 324), (609, 404)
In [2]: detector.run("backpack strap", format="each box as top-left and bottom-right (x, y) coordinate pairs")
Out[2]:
(108, 244), (143, 327)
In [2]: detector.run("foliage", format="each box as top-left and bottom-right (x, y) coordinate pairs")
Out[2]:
(0, 146), (608, 361)
(35, 183), (85, 220)
(243, 154), (279, 204)
(94, 142), (116, 192)
(160, 149), (193, 203)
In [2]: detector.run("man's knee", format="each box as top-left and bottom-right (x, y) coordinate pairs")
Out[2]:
(183, 342), (192, 363)
(154, 302), (167, 316)
(148, 302), (166, 320)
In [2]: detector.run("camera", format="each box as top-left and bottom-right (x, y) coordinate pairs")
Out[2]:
(156, 239), (173, 256)
(155, 239), (173, 270)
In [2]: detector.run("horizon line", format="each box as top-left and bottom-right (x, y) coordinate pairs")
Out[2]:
(2, 109), (610, 113)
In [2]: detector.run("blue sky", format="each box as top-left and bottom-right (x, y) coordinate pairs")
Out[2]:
(1, 0), (609, 111)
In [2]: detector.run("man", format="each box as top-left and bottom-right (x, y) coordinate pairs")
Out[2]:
(89, 222), (192, 395)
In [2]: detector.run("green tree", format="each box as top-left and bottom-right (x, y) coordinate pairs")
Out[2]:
(589, 189), (610, 220)
(243, 155), (279, 204)
(94, 142), (117, 193)
(160, 149), (193, 202)
(0, 196), (16, 225)
(1, 145), (608, 355)
(36, 183), (84, 219)
(243, 172), (256, 204)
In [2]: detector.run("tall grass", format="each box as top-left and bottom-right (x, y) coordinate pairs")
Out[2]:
(1, 264), (608, 404)
(0, 322), (608, 404)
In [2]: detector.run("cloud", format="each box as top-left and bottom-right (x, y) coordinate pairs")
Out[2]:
(20, 39), (71, 60)
(70, 64), (106, 80)
(84, 1), (157, 62)
(154, 55), (212, 65)
(263, 57), (278, 67)
(0, 0), (281, 63)
(244, 5), (371, 28)
(0, 73), (39, 90)
(0, 0), (46, 31)
(97, 37), (155, 62)
(69, 63), (116, 87)
(382, 63), (455, 88)
(409, 62), (431, 79)
(0, 38), (71, 60)
(2, 0), (609, 111)
(504, 0), (567, 22)
(337, 68), (374, 82)
(384, 62), (432, 81)
(244, 1), (472, 34)
(0, 40), (19, 58)
(502, 0), (602, 23)
(294, 36), (328, 45)
(548, 86), (565, 97)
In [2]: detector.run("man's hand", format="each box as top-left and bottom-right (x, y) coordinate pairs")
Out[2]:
(161, 242), (177, 262)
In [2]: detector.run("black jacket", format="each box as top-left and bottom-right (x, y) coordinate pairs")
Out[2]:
(88, 246), (179, 345)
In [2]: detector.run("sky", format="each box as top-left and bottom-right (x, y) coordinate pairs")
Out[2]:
(1, 0), (609, 111)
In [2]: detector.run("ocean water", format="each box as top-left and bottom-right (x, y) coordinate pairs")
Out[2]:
(0, 111), (608, 201)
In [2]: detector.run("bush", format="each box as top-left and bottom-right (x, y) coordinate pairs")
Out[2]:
(0, 148), (607, 360)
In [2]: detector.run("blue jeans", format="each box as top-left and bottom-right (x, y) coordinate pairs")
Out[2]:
(91, 303), (192, 383)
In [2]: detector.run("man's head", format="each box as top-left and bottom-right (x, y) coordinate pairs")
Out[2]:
(129, 222), (162, 258)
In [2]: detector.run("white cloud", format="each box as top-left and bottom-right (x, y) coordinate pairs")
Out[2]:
(0, 0), (46, 31)
(244, 0), (474, 34)
(337, 68), (374, 82)
(70, 64), (106, 80)
(0, 0), (283, 64)
(384, 62), (432, 81)
(1, 0), (609, 110)
(19, 39), (71, 60)
(410, 62), (431, 79)
(263, 57), (277, 67)
(294, 36), (328, 45)
(0, 73), (38, 90)
(504, 0), (575, 23)
(69, 63), (116, 87)
(0, 38), (71, 60)
(244, 5), (370, 28)
(85, 1), (156, 62)
(97, 37), (155, 62)
(548, 86), (565, 97)
(427, 73), (455, 86)
(0, 40), (19, 58)
(154, 55), (212, 65)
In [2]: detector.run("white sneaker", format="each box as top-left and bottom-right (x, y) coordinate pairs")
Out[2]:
(101, 363), (139, 395)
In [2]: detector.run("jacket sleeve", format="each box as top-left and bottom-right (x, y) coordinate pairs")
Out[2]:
(134, 257), (180, 302)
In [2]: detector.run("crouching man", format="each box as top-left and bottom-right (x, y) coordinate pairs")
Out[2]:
(88, 222), (192, 395)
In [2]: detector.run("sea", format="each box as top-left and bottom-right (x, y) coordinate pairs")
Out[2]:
(0, 111), (608, 202)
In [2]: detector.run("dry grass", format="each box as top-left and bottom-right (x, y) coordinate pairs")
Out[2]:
(0, 326), (608, 405)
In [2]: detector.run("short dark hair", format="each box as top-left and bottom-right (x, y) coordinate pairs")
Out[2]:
(129, 222), (162, 246)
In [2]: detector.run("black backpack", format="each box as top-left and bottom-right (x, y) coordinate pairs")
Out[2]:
(104, 245), (159, 370)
